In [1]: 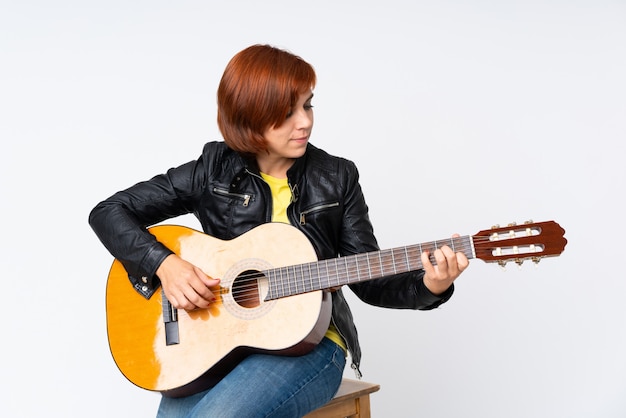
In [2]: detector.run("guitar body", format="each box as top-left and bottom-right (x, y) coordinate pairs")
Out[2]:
(106, 223), (331, 398)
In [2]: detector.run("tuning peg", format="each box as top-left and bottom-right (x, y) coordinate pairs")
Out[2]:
(508, 222), (517, 227)
(498, 260), (507, 270)
(491, 224), (500, 229)
(524, 219), (534, 224)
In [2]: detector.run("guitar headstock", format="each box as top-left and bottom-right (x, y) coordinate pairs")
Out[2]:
(472, 220), (567, 267)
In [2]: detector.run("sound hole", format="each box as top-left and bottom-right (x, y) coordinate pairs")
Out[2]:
(232, 270), (266, 308)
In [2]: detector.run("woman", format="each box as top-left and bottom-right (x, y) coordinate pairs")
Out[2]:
(89, 44), (468, 417)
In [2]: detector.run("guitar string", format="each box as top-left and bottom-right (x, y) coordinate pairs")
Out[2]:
(207, 238), (491, 305)
(174, 233), (546, 306)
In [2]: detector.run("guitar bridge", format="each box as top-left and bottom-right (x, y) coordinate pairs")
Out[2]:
(162, 288), (179, 346)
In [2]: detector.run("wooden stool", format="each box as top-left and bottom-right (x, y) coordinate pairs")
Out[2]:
(304, 378), (380, 418)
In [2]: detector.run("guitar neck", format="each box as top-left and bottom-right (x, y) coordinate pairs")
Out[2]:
(265, 235), (475, 300)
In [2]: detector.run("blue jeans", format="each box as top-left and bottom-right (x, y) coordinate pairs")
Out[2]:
(156, 338), (346, 418)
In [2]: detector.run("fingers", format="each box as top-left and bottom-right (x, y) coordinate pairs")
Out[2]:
(421, 236), (470, 295)
(456, 251), (470, 271)
(194, 265), (222, 288)
(438, 245), (461, 275)
(157, 255), (221, 311)
(424, 241), (469, 275)
(183, 270), (221, 311)
(422, 245), (456, 275)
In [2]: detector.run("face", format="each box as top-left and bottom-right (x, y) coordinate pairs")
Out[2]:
(262, 90), (314, 163)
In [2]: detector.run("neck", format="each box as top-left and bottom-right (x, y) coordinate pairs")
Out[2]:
(256, 155), (294, 178)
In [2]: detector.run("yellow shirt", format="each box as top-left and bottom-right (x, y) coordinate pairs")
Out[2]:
(260, 172), (346, 352)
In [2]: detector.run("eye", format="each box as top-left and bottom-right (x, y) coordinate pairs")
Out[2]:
(285, 103), (313, 119)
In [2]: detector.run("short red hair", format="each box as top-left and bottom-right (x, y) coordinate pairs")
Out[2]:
(217, 44), (317, 155)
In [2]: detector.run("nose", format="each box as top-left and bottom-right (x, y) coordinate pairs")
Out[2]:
(295, 108), (313, 131)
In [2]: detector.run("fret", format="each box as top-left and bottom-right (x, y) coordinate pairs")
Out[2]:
(295, 264), (304, 295)
(284, 266), (292, 297)
(403, 246), (410, 271)
(328, 257), (341, 287)
(439, 238), (451, 248)
(379, 249), (394, 276)
(265, 270), (273, 299)
(406, 244), (423, 270)
(302, 261), (314, 293)
(392, 247), (409, 275)
(421, 241), (437, 265)
(306, 262), (314, 293)
(289, 265), (297, 295)
(302, 263), (310, 294)
(318, 260), (330, 290)
(314, 259), (322, 291)
(278, 266), (287, 298)
(353, 254), (361, 282)
(266, 268), (278, 300)
(456, 236), (474, 259)
(345, 255), (359, 284)
(373, 251), (383, 278)
(356, 253), (371, 282)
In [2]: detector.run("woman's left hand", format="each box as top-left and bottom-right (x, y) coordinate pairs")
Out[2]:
(421, 234), (469, 295)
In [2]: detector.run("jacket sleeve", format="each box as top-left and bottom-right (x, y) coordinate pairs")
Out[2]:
(350, 270), (454, 310)
(337, 161), (454, 310)
(88, 159), (204, 289)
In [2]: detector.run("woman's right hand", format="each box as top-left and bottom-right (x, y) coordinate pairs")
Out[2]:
(156, 254), (221, 311)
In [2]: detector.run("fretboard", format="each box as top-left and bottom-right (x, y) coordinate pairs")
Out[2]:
(264, 235), (475, 301)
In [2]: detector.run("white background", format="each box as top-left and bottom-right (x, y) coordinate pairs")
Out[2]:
(2, 1), (625, 417)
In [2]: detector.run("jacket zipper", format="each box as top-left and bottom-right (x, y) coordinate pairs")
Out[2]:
(299, 202), (340, 225)
(330, 315), (362, 379)
(246, 169), (277, 223)
(213, 187), (251, 207)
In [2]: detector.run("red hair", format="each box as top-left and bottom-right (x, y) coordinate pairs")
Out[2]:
(217, 44), (317, 155)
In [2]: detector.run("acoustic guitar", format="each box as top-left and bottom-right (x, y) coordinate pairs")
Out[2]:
(105, 220), (566, 397)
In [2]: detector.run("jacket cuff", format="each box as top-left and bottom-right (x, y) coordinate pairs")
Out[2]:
(417, 279), (454, 310)
(127, 244), (174, 299)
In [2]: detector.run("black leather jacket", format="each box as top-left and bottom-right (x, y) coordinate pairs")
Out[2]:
(89, 141), (453, 376)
